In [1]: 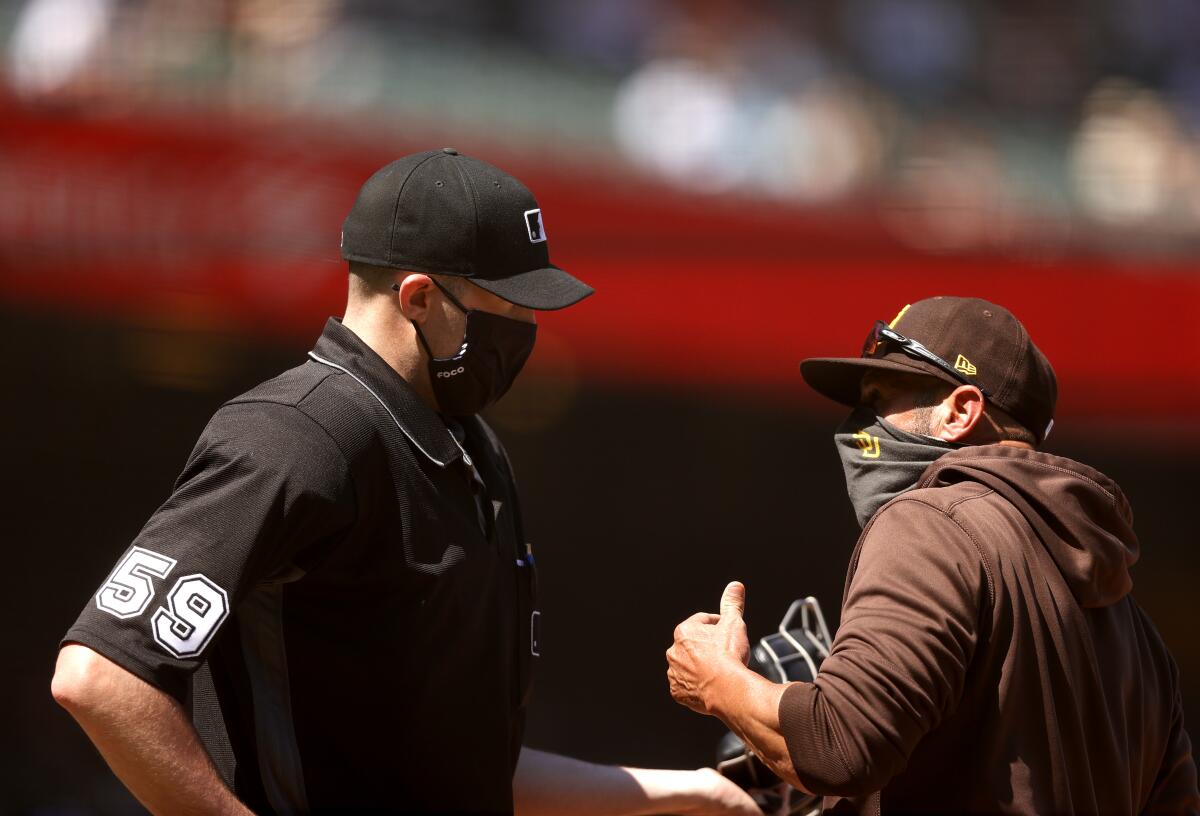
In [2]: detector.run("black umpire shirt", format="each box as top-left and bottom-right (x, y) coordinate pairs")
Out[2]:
(63, 318), (539, 814)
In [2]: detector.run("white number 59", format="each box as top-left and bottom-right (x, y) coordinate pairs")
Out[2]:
(95, 547), (229, 658)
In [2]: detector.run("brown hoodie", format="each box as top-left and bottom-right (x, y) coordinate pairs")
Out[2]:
(778, 445), (1198, 814)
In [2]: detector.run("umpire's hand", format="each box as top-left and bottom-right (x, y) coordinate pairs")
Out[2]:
(666, 582), (752, 715)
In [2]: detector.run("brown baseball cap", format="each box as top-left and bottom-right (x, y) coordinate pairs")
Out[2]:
(801, 296), (1058, 442)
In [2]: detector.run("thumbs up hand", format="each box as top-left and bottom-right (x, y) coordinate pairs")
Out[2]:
(718, 581), (751, 666)
(666, 582), (752, 715)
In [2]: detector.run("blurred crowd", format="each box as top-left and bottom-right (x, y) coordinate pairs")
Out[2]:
(4, 0), (1200, 254)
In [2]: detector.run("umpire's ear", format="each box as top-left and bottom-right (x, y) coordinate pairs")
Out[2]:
(395, 273), (437, 323)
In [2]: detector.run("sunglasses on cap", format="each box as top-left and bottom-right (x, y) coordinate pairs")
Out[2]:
(862, 320), (992, 398)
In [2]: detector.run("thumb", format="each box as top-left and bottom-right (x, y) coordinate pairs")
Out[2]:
(719, 581), (745, 621)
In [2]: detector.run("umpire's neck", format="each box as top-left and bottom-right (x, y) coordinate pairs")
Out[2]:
(341, 270), (442, 411)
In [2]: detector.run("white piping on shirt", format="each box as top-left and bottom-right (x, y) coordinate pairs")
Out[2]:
(307, 351), (451, 468)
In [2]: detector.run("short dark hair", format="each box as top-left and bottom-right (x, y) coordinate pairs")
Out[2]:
(347, 262), (469, 298)
(347, 261), (395, 295)
(983, 404), (1037, 446)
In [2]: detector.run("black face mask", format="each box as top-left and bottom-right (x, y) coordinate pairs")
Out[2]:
(834, 404), (962, 528)
(410, 280), (537, 417)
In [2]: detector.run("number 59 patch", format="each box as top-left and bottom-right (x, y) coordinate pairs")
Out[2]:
(95, 546), (230, 659)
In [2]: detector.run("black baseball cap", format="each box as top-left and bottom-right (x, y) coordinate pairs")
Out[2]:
(341, 148), (593, 311)
(801, 296), (1058, 441)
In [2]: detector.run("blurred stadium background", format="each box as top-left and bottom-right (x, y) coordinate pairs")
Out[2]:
(2, 0), (1198, 812)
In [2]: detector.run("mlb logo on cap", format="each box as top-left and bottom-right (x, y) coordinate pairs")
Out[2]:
(524, 209), (547, 243)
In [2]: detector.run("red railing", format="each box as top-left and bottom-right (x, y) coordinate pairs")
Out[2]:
(1, 103), (1197, 428)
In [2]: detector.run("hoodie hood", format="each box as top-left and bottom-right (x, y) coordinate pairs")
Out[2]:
(917, 445), (1139, 608)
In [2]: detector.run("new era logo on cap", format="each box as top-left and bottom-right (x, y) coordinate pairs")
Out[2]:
(524, 209), (547, 243)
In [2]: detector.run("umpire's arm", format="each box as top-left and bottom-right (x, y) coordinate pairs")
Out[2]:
(52, 644), (252, 815)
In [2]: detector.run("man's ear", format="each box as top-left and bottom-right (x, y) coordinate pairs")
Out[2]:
(936, 385), (986, 443)
(396, 274), (435, 323)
